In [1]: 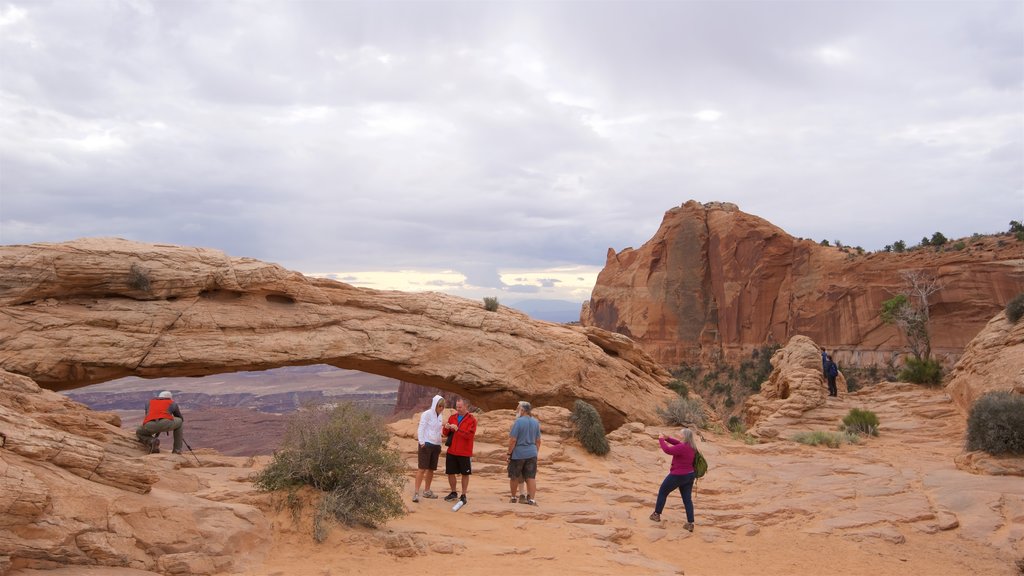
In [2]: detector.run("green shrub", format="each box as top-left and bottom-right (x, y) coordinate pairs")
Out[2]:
(841, 408), (880, 436)
(727, 415), (743, 432)
(570, 400), (610, 456)
(483, 296), (499, 311)
(930, 231), (947, 246)
(667, 378), (689, 397)
(791, 430), (860, 448)
(966, 391), (1024, 455)
(253, 402), (405, 540)
(952, 241), (966, 251)
(820, 239), (830, 247)
(657, 397), (708, 428)
(893, 240), (906, 253)
(128, 263), (151, 292)
(1007, 293), (1024, 324)
(899, 357), (943, 385)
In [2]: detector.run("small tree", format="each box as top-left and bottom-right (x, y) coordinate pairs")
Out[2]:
(880, 270), (942, 361)
(253, 402), (405, 541)
(483, 296), (499, 311)
(930, 231), (947, 247)
(899, 357), (943, 385)
(820, 239), (831, 247)
(893, 240), (906, 253)
(570, 400), (610, 456)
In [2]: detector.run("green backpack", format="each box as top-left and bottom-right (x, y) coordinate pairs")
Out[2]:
(693, 449), (708, 479)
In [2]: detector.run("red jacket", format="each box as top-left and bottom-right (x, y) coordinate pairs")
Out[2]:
(142, 398), (176, 424)
(443, 412), (477, 457)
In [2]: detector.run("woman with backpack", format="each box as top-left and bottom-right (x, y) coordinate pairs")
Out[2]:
(649, 428), (698, 532)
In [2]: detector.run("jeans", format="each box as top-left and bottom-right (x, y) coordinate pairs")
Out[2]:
(655, 472), (695, 522)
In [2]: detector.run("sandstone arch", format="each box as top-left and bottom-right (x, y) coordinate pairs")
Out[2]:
(0, 238), (675, 428)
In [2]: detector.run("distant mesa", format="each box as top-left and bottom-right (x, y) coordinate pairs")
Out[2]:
(582, 200), (1024, 369)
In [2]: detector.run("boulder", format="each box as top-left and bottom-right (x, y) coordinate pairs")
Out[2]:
(945, 310), (1024, 417)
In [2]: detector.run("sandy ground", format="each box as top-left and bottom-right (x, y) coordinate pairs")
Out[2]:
(233, 383), (1022, 576)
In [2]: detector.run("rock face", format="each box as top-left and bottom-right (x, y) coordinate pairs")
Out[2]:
(743, 335), (846, 437)
(945, 310), (1024, 416)
(0, 368), (269, 574)
(0, 238), (675, 429)
(582, 201), (1024, 368)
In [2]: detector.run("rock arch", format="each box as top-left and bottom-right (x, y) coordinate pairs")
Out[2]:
(0, 239), (675, 428)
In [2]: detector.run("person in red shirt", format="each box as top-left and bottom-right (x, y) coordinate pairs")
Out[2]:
(135, 390), (184, 454)
(442, 398), (477, 509)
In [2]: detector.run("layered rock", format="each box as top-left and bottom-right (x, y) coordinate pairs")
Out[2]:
(944, 310), (1024, 416)
(743, 335), (845, 437)
(582, 200), (1024, 368)
(0, 368), (269, 574)
(0, 238), (675, 429)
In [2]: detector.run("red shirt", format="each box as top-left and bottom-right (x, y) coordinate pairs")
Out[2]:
(142, 398), (175, 424)
(443, 412), (477, 457)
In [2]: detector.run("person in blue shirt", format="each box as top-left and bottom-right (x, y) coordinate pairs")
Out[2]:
(825, 355), (840, 397)
(506, 401), (542, 506)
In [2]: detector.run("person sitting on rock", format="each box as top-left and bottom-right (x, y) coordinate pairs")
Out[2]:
(136, 390), (184, 454)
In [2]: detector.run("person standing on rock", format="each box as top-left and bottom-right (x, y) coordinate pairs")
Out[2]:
(135, 390), (184, 454)
(649, 428), (697, 532)
(443, 398), (477, 510)
(821, 347), (829, 374)
(413, 395), (446, 503)
(507, 401), (542, 506)
(825, 355), (840, 397)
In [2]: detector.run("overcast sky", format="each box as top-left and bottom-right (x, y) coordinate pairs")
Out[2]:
(1, 1), (1021, 303)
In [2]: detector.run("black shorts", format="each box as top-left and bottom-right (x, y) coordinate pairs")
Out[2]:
(445, 453), (472, 476)
(417, 442), (441, 470)
(507, 456), (538, 480)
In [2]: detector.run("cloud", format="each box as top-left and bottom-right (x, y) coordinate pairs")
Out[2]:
(0, 0), (1020, 298)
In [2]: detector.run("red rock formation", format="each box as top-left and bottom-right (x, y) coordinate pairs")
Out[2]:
(582, 201), (1024, 368)
(945, 310), (1024, 417)
(0, 238), (675, 429)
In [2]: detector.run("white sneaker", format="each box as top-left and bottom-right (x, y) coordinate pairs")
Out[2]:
(412, 493), (419, 503)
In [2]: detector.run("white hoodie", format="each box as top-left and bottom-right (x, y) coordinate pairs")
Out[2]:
(417, 395), (445, 445)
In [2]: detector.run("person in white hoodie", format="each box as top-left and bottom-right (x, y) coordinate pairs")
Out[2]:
(413, 394), (446, 502)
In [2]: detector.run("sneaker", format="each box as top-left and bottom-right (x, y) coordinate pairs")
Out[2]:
(684, 522), (694, 532)
(510, 496), (519, 503)
(443, 491), (459, 502)
(525, 499), (537, 506)
(171, 450), (182, 455)
(150, 439), (161, 454)
(422, 490), (437, 499)
(412, 493), (420, 503)
(649, 512), (661, 522)
(518, 494), (527, 504)
(459, 494), (467, 505)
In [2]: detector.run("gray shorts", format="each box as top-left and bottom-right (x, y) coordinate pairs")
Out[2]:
(507, 456), (537, 480)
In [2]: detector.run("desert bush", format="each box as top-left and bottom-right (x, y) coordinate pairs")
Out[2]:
(930, 231), (947, 246)
(483, 296), (499, 311)
(952, 241), (966, 251)
(128, 263), (151, 292)
(253, 402), (405, 540)
(791, 430), (860, 448)
(899, 357), (943, 385)
(841, 408), (880, 436)
(727, 418), (757, 444)
(893, 240), (906, 253)
(966, 391), (1024, 455)
(570, 400), (610, 456)
(667, 378), (689, 397)
(1007, 293), (1024, 324)
(658, 397), (708, 428)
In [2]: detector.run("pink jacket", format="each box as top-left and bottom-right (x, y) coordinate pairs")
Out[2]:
(659, 436), (695, 475)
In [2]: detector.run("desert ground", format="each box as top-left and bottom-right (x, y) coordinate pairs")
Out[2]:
(18, 380), (1017, 576)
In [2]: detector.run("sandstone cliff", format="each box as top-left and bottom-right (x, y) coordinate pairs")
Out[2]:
(945, 310), (1024, 416)
(0, 238), (675, 429)
(582, 201), (1024, 368)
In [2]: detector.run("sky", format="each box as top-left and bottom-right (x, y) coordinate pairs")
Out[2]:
(1, 0), (1021, 304)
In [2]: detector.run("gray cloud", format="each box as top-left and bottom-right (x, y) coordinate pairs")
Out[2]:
(1, 0), (1020, 280)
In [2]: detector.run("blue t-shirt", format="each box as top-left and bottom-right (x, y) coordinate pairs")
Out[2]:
(509, 416), (541, 459)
